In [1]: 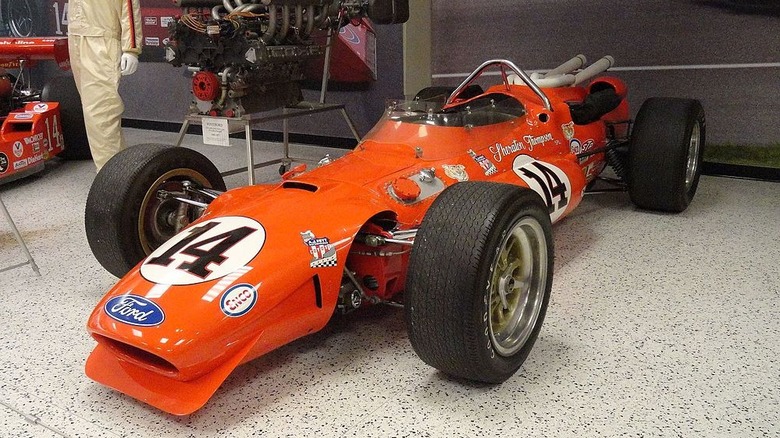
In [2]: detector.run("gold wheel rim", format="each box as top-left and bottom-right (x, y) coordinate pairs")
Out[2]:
(488, 216), (547, 357)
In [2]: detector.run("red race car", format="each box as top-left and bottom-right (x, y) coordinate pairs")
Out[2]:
(0, 37), (88, 183)
(84, 55), (705, 415)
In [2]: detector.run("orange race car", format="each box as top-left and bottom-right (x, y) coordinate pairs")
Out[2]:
(83, 55), (705, 415)
(0, 37), (89, 183)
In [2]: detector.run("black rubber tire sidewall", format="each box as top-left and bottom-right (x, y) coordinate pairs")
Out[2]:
(628, 97), (706, 213)
(85, 144), (226, 278)
(41, 76), (91, 160)
(405, 182), (554, 383)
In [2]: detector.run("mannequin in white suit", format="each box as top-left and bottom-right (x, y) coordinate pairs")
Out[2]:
(68, 0), (143, 171)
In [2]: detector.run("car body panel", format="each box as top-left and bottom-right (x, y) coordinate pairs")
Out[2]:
(0, 102), (65, 182)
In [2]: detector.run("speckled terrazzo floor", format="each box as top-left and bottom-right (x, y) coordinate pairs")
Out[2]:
(0, 128), (778, 437)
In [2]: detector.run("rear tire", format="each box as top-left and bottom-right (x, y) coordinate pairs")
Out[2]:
(628, 98), (705, 213)
(41, 76), (90, 160)
(405, 182), (553, 383)
(85, 144), (225, 277)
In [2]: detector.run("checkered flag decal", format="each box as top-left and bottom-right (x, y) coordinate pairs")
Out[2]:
(310, 256), (337, 268)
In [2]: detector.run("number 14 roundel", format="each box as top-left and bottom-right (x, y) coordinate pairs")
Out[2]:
(512, 155), (572, 223)
(140, 217), (266, 286)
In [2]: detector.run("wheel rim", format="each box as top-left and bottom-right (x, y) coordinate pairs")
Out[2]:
(488, 216), (548, 357)
(9, 1), (34, 37)
(685, 121), (701, 191)
(138, 169), (211, 255)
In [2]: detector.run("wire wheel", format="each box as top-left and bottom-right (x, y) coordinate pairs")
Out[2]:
(488, 217), (547, 357)
(8, 0), (35, 37)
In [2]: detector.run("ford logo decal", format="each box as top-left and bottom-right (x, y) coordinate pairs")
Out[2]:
(105, 295), (165, 327)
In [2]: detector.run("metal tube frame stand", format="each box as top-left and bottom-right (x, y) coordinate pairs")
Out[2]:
(174, 23), (360, 186)
(0, 194), (40, 275)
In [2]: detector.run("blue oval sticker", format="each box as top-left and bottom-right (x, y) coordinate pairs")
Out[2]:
(104, 295), (165, 327)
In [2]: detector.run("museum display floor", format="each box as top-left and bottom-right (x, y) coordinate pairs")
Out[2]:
(0, 128), (778, 437)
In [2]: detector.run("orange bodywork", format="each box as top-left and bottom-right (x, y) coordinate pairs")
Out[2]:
(0, 37), (71, 183)
(0, 103), (66, 182)
(86, 71), (630, 415)
(0, 37), (70, 70)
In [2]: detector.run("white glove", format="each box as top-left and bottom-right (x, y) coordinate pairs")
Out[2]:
(120, 53), (139, 76)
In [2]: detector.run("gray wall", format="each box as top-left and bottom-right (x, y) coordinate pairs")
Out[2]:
(119, 25), (404, 141)
(431, 0), (780, 146)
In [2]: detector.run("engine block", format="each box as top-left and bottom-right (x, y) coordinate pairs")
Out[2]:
(165, 0), (408, 116)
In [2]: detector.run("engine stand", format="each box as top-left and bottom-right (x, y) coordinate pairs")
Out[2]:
(174, 102), (361, 185)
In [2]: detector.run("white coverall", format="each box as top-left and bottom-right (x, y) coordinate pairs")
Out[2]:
(68, 0), (143, 171)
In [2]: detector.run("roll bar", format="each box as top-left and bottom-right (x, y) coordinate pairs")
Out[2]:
(446, 59), (552, 112)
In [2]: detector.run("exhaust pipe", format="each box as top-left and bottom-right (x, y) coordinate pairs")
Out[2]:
(545, 54), (587, 77)
(574, 55), (615, 85)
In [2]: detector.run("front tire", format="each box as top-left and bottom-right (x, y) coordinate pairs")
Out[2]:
(628, 98), (706, 213)
(405, 182), (554, 383)
(85, 144), (225, 278)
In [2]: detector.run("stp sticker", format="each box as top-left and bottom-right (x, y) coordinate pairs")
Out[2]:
(141, 216), (266, 285)
(13, 113), (33, 120)
(512, 155), (572, 223)
(220, 284), (258, 317)
(12, 141), (23, 158)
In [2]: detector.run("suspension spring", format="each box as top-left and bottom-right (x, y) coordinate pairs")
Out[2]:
(606, 148), (627, 180)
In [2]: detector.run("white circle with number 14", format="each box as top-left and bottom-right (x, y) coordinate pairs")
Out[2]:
(140, 216), (266, 285)
(512, 155), (572, 223)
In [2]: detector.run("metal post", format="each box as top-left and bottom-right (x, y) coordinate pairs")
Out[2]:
(175, 119), (190, 147)
(245, 119), (255, 185)
(319, 26), (334, 104)
(0, 195), (40, 275)
(340, 108), (361, 142)
(282, 107), (291, 169)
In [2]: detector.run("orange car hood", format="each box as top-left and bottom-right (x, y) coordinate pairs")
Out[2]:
(86, 178), (396, 414)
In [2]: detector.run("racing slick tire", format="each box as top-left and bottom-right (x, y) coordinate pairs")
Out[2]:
(41, 76), (90, 160)
(405, 182), (553, 383)
(628, 98), (705, 213)
(85, 144), (226, 278)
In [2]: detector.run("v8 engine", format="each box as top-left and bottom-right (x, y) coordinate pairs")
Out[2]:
(166, 0), (409, 117)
